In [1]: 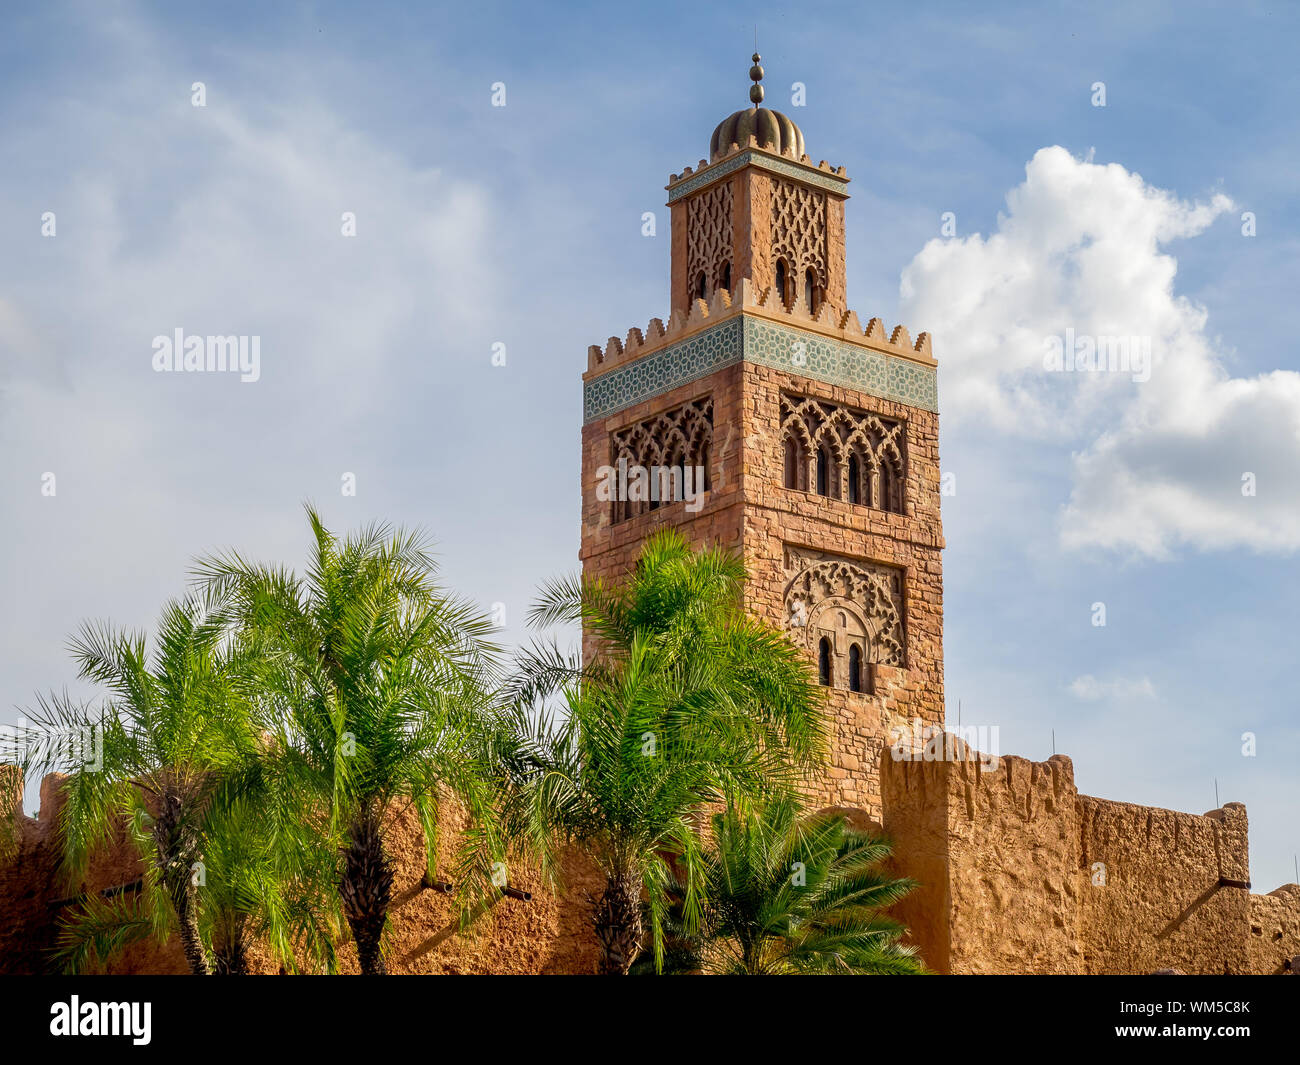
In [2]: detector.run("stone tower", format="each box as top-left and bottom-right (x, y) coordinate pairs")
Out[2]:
(580, 57), (944, 816)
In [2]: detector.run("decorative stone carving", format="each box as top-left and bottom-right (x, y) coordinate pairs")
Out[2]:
(771, 178), (827, 300)
(608, 396), (713, 524)
(686, 180), (733, 303)
(783, 546), (906, 677)
(780, 393), (906, 513)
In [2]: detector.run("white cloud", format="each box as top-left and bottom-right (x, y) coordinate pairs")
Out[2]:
(0, 18), (498, 725)
(900, 145), (1300, 557)
(1068, 674), (1157, 702)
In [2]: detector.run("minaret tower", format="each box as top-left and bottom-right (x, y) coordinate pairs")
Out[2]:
(579, 57), (944, 816)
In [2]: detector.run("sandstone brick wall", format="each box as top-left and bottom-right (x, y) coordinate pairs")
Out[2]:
(739, 362), (944, 817)
(669, 164), (848, 318)
(579, 358), (944, 816)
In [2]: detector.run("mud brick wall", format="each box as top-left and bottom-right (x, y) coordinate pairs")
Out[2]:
(0, 767), (604, 975)
(1249, 885), (1300, 975)
(1079, 797), (1252, 975)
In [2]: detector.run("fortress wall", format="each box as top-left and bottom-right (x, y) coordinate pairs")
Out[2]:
(880, 752), (952, 973)
(4, 760), (1290, 976)
(1077, 797), (1251, 975)
(882, 750), (1084, 974)
(0, 767), (603, 975)
(1248, 885), (1300, 975)
(944, 753), (1084, 974)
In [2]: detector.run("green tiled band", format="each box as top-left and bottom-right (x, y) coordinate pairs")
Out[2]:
(583, 314), (938, 424)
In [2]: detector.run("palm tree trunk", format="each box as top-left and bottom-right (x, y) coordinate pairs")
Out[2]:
(154, 790), (211, 976)
(592, 870), (642, 975)
(213, 916), (249, 975)
(340, 809), (392, 975)
(172, 884), (212, 975)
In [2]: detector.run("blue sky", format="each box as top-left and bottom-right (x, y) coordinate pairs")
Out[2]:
(1, 0), (1297, 891)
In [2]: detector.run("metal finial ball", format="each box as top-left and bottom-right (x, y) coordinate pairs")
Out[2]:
(749, 61), (764, 83)
(749, 83), (764, 104)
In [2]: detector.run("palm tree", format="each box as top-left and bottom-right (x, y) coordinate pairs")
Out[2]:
(22, 592), (260, 975)
(49, 787), (336, 976)
(671, 797), (924, 975)
(195, 792), (341, 974)
(196, 506), (505, 975)
(507, 530), (827, 974)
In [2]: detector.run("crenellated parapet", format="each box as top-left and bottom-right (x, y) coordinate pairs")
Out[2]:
(585, 277), (933, 376)
(582, 278), (936, 424)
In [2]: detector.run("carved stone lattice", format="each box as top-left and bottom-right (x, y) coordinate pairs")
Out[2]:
(771, 179), (827, 294)
(783, 547), (906, 674)
(609, 397), (713, 524)
(780, 393), (906, 513)
(686, 182), (733, 301)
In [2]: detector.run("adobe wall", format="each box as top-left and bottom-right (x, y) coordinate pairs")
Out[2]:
(1078, 797), (1251, 975)
(879, 749), (952, 973)
(879, 745), (1295, 975)
(0, 766), (603, 975)
(6, 755), (1298, 975)
(1249, 885), (1300, 975)
(882, 750), (1082, 974)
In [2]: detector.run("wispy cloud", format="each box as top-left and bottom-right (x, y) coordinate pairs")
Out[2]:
(1068, 674), (1157, 702)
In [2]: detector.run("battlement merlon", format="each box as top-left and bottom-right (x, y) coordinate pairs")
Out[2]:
(666, 140), (850, 204)
(583, 276), (934, 379)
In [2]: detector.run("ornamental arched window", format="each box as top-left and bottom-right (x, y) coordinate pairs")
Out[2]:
(609, 397), (713, 525)
(779, 393), (906, 515)
(818, 637), (831, 687)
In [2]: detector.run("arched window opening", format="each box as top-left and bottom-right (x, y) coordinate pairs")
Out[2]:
(784, 436), (799, 489)
(774, 259), (788, 308)
(805, 268), (817, 313)
(816, 448), (828, 496)
(880, 460), (901, 514)
(696, 272), (707, 301)
(848, 644), (863, 693)
(818, 637), (831, 687)
(720, 263), (731, 293)
(848, 453), (861, 504)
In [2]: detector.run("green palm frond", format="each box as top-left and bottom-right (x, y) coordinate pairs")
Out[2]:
(674, 797), (925, 975)
(508, 529), (831, 972)
(193, 504), (513, 973)
(53, 885), (171, 975)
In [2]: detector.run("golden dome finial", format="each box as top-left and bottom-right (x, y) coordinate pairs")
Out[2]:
(749, 53), (764, 105)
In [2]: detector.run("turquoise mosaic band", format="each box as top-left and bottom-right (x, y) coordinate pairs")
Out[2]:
(583, 314), (938, 424)
(666, 150), (849, 203)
